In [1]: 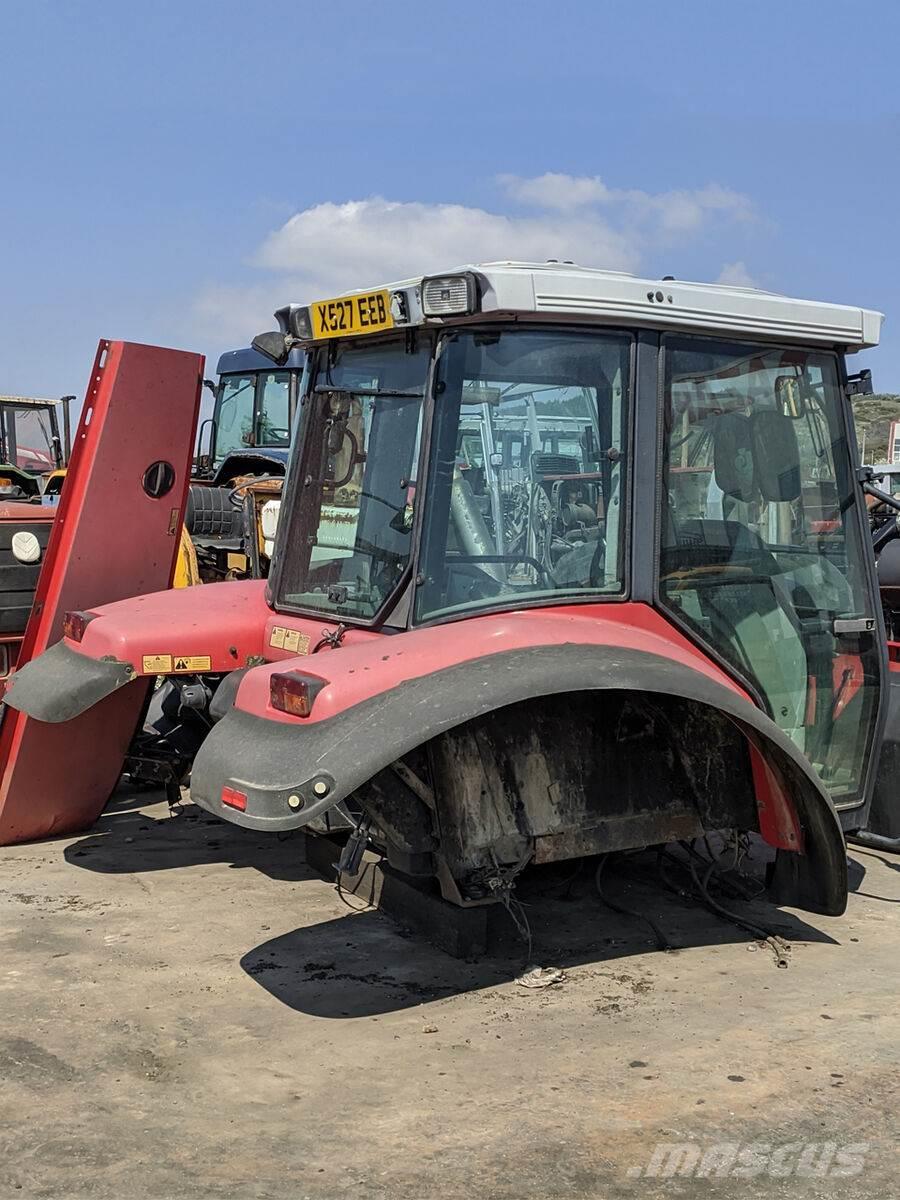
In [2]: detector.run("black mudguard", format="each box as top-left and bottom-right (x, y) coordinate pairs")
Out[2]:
(4, 641), (137, 723)
(190, 644), (848, 916)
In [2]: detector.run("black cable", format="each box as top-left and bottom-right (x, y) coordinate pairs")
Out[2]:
(685, 856), (790, 968)
(595, 855), (670, 951)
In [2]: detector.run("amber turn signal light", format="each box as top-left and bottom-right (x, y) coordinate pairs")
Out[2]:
(269, 671), (326, 718)
(62, 610), (97, 643)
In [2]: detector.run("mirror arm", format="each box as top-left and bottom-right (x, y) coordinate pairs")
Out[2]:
(862, 481), (900, 513)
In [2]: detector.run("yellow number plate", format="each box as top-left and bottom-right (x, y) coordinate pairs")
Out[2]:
(310, 290), (394, 340)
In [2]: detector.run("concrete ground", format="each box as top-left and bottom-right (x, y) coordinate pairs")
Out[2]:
(0, 787), (897, 1200)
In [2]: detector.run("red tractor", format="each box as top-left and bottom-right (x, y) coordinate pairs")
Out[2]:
(6, 263), (890, 914)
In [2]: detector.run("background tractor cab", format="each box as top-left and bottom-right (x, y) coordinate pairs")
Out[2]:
(193, 345), (304, 486)
(0, 395), (73, 500)
(6, 263), (888, 919)
(0, 395), (73, 678)
(183, 346), (304, 583)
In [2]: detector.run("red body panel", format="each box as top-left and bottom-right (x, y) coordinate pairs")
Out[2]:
(0, 502), (54, 522)
(63, 582), (387, 674)
(235, 602), (753, 725)
(69, 579), (273, 672)
(0, 340), (203, 844)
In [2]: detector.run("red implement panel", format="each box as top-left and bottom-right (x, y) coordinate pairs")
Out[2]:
(0, 340), (203, 844)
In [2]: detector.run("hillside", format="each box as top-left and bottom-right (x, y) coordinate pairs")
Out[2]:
(853, 393), (900, 462)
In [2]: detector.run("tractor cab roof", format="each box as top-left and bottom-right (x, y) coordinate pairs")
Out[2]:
(275, 260), (884, 352)
(0, 395), (68, 408)
(215, 345), (306, 376)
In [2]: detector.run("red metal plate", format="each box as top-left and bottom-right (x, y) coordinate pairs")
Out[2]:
(0, 340), (203, 844)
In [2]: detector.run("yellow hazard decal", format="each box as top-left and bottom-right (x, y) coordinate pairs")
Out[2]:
(141, 653), (212, 674)
(269, 626), (310, 655)
(143, 654), (173, 673)
(173, 655), (212, 672)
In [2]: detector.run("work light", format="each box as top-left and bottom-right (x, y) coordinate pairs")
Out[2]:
(286, 307), (313, 339)
(421, 273), (478, 317)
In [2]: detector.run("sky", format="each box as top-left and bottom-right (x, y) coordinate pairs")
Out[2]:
(1, 0), (899, 408)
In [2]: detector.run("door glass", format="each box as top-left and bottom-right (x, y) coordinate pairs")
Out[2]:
(659, 337), (880, 802)
(416, 329), (631, 622)
(257, 372), (291, 447)
(1, 406), (58, 472)
(214, 374), (257, 462)
(277, 339), (429, 620)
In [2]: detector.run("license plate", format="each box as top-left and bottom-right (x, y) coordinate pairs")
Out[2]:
(310, 289), (394, 339)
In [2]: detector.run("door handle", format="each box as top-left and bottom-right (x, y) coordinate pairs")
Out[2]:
(833, 617), (876, 636)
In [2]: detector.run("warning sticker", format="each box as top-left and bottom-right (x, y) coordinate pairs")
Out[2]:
(172, 655), (212, 672)
(142, 654), (173, 673)
(141, 653), (212, 674)
(269, 626), (311, 655)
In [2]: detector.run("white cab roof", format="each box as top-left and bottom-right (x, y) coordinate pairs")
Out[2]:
(304, 261), (884, 351)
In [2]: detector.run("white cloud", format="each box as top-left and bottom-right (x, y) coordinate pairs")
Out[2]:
(716, 260), (758, 288)
(191, 174), (757, 341)
(254, 197), (637, 291)
(497, 172), (612, 210)
(191, 282), (288, 345)
(498, 172), (755, 234)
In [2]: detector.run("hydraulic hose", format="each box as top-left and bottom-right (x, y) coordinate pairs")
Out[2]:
(847, 831), (900, 854)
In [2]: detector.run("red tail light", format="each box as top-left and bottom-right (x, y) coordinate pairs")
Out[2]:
(221, 786), (247, 811)
(62, 611), (97, 643)
(269, 670), (326, 718)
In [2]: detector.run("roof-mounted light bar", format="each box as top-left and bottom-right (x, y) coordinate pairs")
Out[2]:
(421, 272), (478, 317)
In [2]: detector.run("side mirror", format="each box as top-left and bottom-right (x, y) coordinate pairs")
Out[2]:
(751, 410), (801, 502)
(202, 378), (217, 396)
(713, 413), (756, 502)
(846, 368), (874, 397)
(252, 331), (292, 365)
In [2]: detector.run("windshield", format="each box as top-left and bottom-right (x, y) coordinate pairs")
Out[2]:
(415, 329), (630, 621)
(214, 374), (256, 463)
(659, 336), (879, 801)
(277, 338), (429, 619)
(0, 405), (59, 472)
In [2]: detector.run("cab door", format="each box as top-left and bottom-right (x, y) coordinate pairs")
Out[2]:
(656, 335), (884, 816)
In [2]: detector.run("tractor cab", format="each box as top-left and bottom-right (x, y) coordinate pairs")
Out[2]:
(6, 263), (887, 916)
(0, 395), (72, 499)
(184, 346), (306, 582)
(194, 346), (305, 486)
(260, 268), (883, 814)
